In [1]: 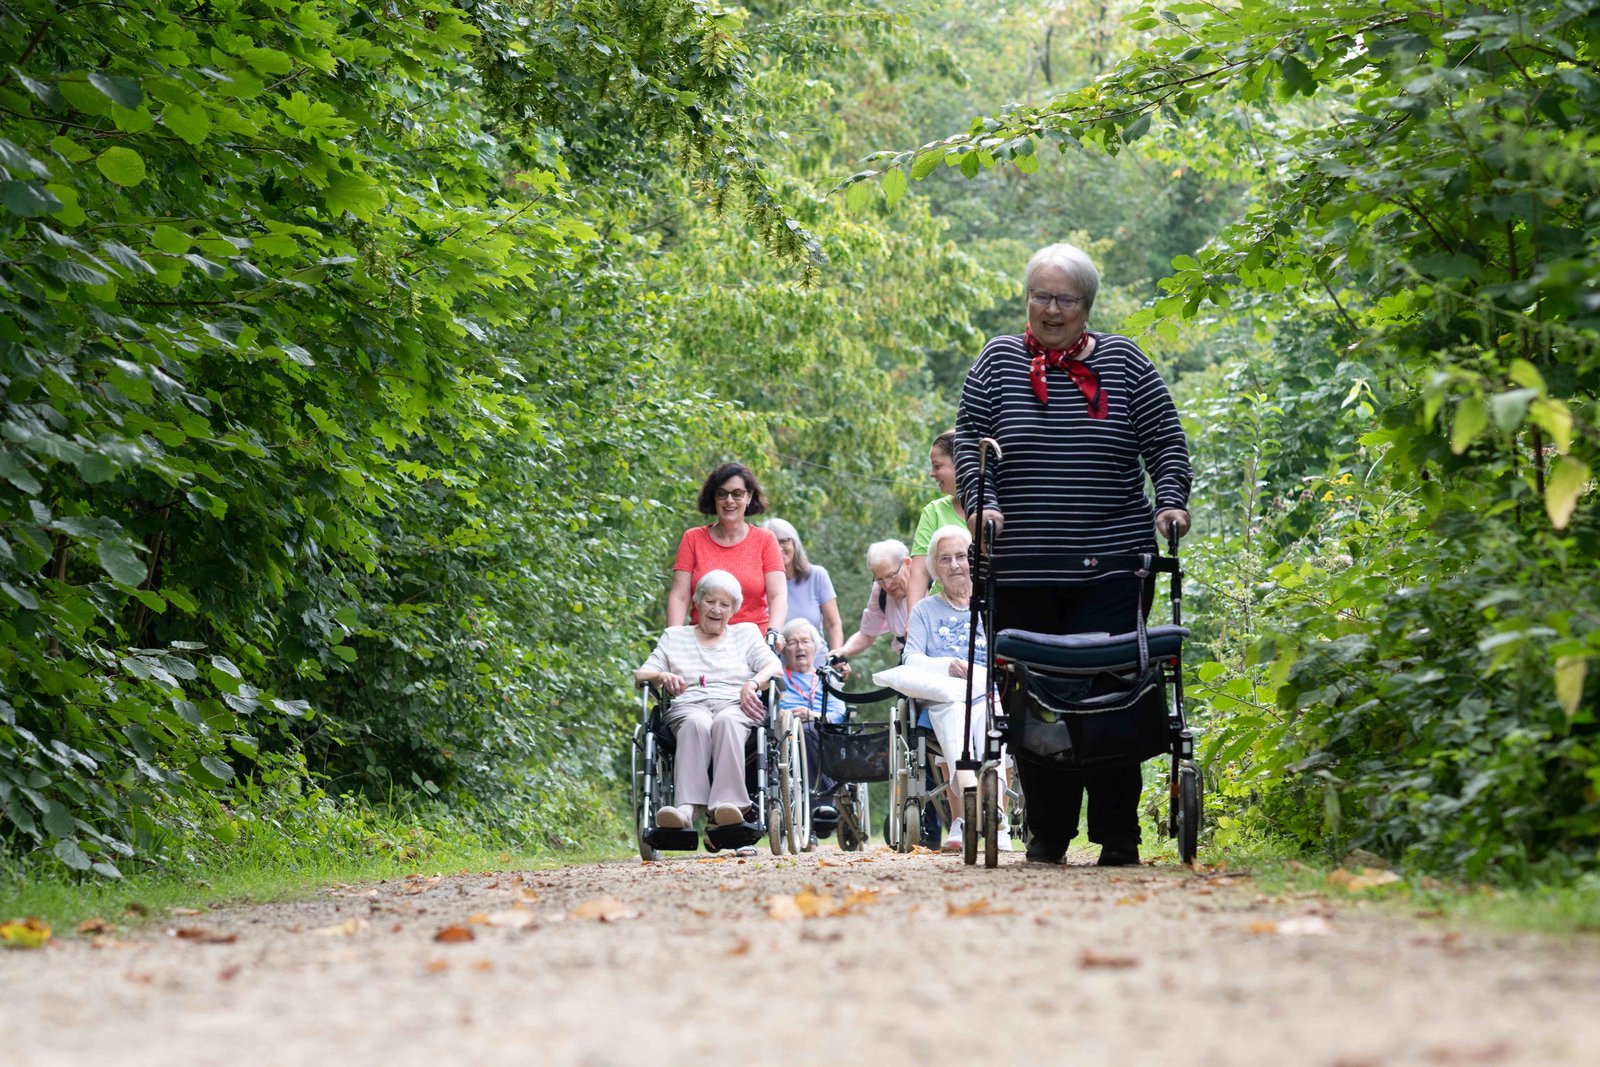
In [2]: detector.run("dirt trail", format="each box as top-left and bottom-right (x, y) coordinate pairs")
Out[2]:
(3, 846), (1594, 1067)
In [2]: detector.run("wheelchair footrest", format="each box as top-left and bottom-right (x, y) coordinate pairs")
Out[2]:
(643, 827), (700, 852)
(705, 822), (762, 849)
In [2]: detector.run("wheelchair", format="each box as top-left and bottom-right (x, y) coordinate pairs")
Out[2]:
(811, 664), (891, 852)
(631, 676), (811, 859)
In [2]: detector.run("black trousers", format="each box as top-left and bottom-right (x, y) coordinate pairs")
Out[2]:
(995, 575), (1154, 851)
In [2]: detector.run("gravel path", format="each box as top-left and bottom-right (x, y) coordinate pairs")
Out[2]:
(3, 846), (1595, 1067)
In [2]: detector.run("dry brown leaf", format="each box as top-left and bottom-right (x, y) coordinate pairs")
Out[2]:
(767, 895), (804, 921)
(433, 924), (476, 943)
(173, 926), (238, 944)
(466, 912), (492, 925)
(516, 887), (539, 904)
(217, 964), (242, 982)
(424, 958), (449, 973)
(695, 856), (729, 864)
(0, 917), (52, 949)
(1247, 920), (1279, 935)
(472, 959), (494, 972)
(1078, 948), (1139, 969)
(1327, 866), (1402, 892)
(794, 886), (835, 918)
(839, 889), (880, 911)
(725, 939), (751, 957)
(911, 845), (938, 854)
(76, 917), (115, 935)
(946, 899), (1015, 918)
(571, 896), (638, 922)
(482, 909), (537, 930)
(1114, 894), (1148, 906)
(310, 918), (368, 937)
(688, 906), (711, 918)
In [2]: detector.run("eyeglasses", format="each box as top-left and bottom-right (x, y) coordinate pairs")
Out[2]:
(714, 488), (749, 501)
(934, 553), (968, 569)
(1028, 289), (1085, 311)
(872, 560), (907, 583)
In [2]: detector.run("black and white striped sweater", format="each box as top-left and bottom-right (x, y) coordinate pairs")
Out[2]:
(955, 332), (1191, 585)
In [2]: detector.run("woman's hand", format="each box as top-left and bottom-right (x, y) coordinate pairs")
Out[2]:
(948, 660), (969, 679)
(740, 679), (766, 720)
(969, 508), (1004, 540)
(1154, 508), (1190, 541)
(657, 672), (687, 697)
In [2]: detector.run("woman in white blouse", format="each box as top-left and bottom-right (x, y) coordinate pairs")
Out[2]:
(636, 570), (783, 830)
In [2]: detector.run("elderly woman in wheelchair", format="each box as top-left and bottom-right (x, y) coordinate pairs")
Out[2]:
(635, 570), (783, 831)
(899, 524), (1011, 852)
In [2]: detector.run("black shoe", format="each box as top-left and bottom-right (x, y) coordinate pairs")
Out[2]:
(1096, 844), (1140, 867)
(811, 804), (838, 823)
(1026, 839), (1067, 864)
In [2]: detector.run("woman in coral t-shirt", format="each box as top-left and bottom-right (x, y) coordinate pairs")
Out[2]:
(666, 462), (787, 644)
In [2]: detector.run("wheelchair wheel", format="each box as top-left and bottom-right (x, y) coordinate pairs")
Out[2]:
(961, 787), (978, 866)
(633, 727), (660, 862)
(769, 798), (785, 856)
(982, 767), (1000, 869)
(784, 727), (808, 855)
(1177, 762), (1201, 866)
(898, 800), (919, 853)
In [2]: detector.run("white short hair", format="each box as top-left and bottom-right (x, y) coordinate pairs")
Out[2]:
(1024, 242), (1100, 312)
(781, 617), (821, 646)
(925, 524), (972, 576)
(694, 569), (743, 613)
(865, 539), (909, 573)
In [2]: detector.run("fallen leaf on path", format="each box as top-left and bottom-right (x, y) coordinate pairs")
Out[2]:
(717, 881), (747, 892)
(911, 845), (938, 854)
(123, 902), (150, 917)
(946, 899), (1016, 918)
(172, 926), (238, 944)
(310, 918), (368, 937)
(689, 906), (711, 918)
(794, 886), (834, 918)
(0, 917), (51, 949)
(1249, 916), (1331, 937)
(77, 917), (115, 935)
(482, 909), (537, 930)
(1115, 894), (1148, 906)
(516, 887), (539, 904)
(767, 895), (804, 921)
(467, 912), (491, 925)
(571, 896), (638, 922)
(168, 907), (202, 916)
(424, 958), (449, 973)
(90, 935), (132, 950)
(124, 971), (153, 984)
(434, 924), (476, 943)
(473, 959), (494, 972)
(1327, 867), (1401, 892)
(695, 856), (729, 864)
(1078, 948), (1138, 969)
(725, 939), (751, 957)
(218, 964), (241, 982)
(839, 889), (881, 911)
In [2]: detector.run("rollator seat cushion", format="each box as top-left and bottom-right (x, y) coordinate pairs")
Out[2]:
(995, 625), (1188, 671)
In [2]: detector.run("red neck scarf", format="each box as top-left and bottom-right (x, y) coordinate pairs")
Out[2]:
(1025, 326), (1106, 417)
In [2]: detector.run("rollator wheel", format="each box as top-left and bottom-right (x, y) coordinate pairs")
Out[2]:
(982, 767), (1000, 869)
(769, 798), (786, 856)
(633, 731), (659, 862)
(1177, 762), (1202, 866)
(961, 787), (978, 866)
(899, 800), (920, 853)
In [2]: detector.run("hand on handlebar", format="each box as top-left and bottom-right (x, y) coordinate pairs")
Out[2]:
(1154, 508), (1190, 542)
(824, 654), (851, 681)
(740, 679), (765, 720)
(657, 672), (687, 697)
(968, 508), (1004, 541)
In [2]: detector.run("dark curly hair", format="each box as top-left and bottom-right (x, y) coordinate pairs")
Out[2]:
(696, 462), (767, 517)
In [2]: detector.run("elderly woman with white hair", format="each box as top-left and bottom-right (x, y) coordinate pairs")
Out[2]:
(636, 569), (783, 831)
(957, 240), (1191, 866)
(833, 539), (914, 666)
(764, 518), (844, 653)
(903, 523), (1009, 852)
(778, 617), (840, 834)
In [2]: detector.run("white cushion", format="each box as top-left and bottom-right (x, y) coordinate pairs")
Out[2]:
(873, 660), (988, 704)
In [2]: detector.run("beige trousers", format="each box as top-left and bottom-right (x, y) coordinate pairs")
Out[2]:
(664, 700), (752, 810)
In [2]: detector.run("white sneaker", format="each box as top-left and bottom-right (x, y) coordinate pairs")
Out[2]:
(996, 824), (1013, 851)
(942, 817), (964, 852)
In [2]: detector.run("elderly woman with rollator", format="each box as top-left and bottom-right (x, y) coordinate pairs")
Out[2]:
(636, 570), (782, 831)
(957, 241), (1191, 867)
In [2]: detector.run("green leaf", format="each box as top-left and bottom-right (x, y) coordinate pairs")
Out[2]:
(910, 150), (943, 181)
(54, 838), (91, 871)
(844, 178), (874, 213)
(162, 104), (211, 146)
(96, 539), (149, 586)
(1121, 112), (1153, 143)
(1450, 396), (1486, 454)
(322, 170), (385, 219)
(1488, 388), (1536, 433)
(1555, 656), (1587, 718)
(1, 181), (63, 218)
(42, 800), (75, 839)
(1545, 455), (1590, 530)
(96, 146), (147, 187)
(151, 225), (190, 254)
(88, 72), (143, 109)
(882, 167), (907, 209)
(199, 756), (235, 783)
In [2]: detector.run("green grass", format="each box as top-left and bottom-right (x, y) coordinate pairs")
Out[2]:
(1199, 838), (1600, 936)
(1, 834), (634, 936)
